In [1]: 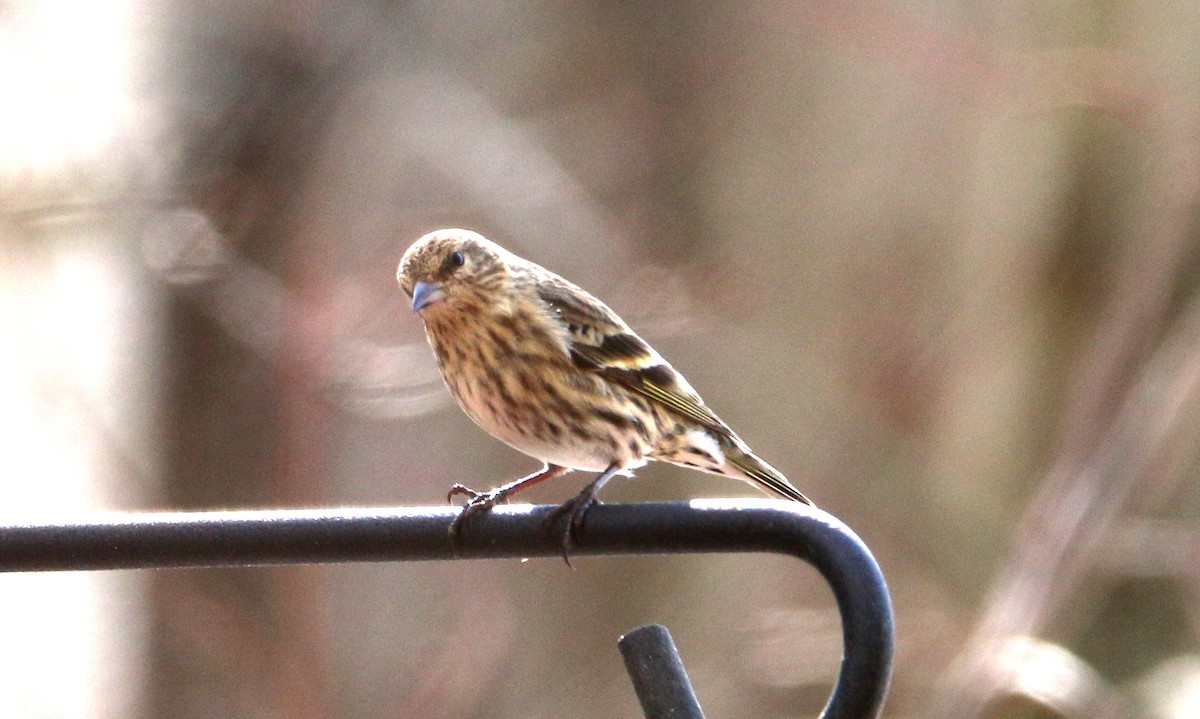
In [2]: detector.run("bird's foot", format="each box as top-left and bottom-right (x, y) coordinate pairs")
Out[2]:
(446, 483), (508, 554)
(544, 488), (601, 567)
(444, 464), (571, 556)
(543, 463), (621, 567)
(447, 482), (492, 504)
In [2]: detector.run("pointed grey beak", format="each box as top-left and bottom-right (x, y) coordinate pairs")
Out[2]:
(411, 280), (446, 312)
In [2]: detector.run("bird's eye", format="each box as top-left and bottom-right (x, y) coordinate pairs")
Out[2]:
(450, 251), (466, 268)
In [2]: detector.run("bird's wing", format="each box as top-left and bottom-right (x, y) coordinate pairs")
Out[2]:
(535, 279), (735, 439)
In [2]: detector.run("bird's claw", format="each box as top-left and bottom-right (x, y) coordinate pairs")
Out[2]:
(544, 492), (600, 567)
(447, 484), (506, 553)
(446, 483), (472, 503)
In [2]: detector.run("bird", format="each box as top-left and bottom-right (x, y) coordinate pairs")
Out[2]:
(397, 228), (812, 555)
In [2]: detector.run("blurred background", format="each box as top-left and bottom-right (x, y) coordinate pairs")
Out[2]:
(3, 1), (1200, 718)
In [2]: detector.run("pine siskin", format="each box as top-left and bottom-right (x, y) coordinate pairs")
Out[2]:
(397, 228), (812, 552)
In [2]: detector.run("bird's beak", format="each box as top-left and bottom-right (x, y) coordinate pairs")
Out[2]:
(411, 280), (446, 312)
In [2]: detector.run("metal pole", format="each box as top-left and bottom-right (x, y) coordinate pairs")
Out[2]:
(619, 624), (706, 719)
(0, 499), (894, 719)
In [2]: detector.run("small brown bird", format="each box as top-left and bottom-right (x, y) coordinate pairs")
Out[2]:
(397, 228), (811, 551)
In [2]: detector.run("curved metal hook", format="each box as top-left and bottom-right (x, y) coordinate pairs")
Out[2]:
(0, 499), (894, 719)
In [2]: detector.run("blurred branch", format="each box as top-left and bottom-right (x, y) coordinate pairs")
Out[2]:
(932, 271), (1200, 717)
(973, 637), (1134, 719)
(830, 4), (1200, 714)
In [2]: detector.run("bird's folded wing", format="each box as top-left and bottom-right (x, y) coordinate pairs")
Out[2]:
(536, 282), (735, 439)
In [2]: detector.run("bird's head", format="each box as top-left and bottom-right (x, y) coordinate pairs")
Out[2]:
(397, 228), (512, 316)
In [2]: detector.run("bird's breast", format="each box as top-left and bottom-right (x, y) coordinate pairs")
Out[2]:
(421, 311), (666, 472)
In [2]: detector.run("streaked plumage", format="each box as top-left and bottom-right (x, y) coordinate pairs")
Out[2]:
(397, 228), (811, 550)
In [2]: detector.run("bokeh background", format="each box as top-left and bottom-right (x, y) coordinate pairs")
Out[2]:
(4, 2), (1200, 718)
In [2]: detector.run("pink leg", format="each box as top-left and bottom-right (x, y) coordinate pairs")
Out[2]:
(447, 464), (570, 550)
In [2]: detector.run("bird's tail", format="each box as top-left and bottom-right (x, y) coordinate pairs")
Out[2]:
(723, 443), (813, 505)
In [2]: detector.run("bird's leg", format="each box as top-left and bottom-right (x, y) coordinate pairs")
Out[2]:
(546, 462), (622, 564)
(447, 463), (569, 551)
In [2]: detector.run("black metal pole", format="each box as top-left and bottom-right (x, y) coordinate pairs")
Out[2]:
(619, 624), (706, 719)
(0, 499), (893, 719)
